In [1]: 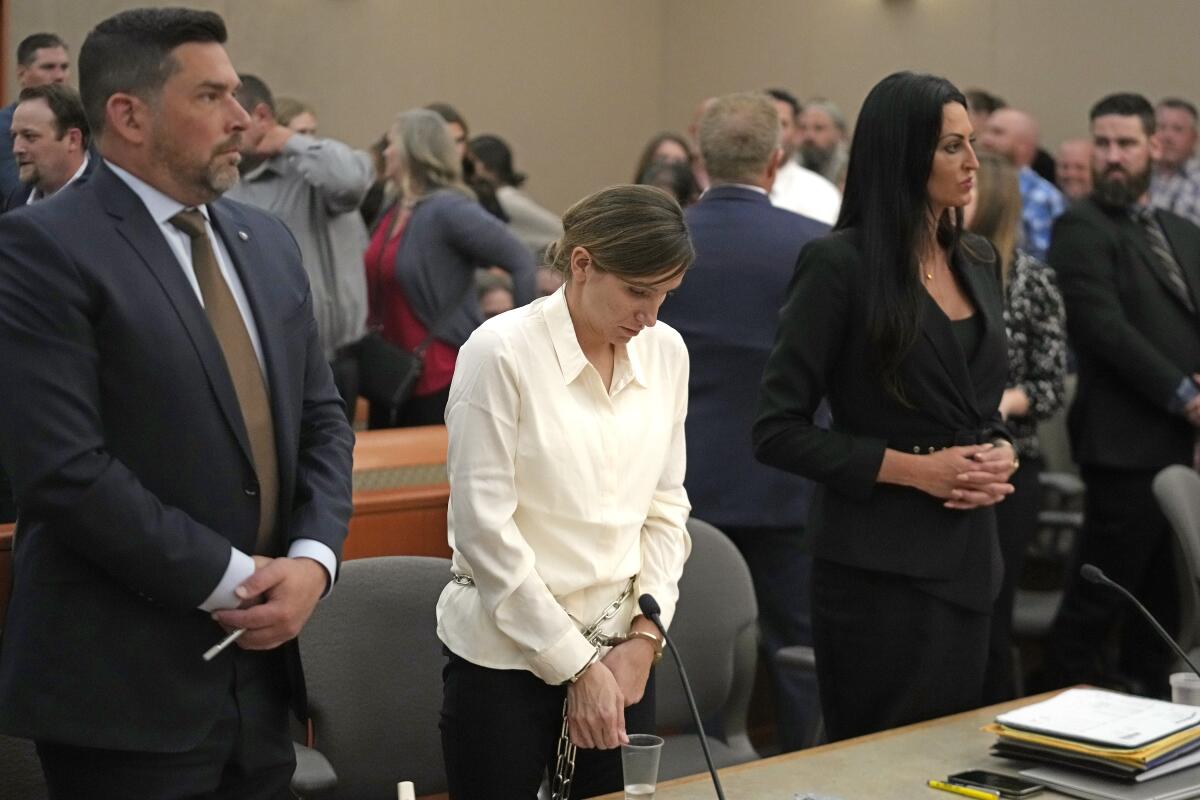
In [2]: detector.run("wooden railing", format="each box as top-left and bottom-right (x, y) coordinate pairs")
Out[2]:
(346, 425), (451, 560)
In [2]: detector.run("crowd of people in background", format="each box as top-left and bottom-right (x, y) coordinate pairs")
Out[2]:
(2, 9), (1200, 796)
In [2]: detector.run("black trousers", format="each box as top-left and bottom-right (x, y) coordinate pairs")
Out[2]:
(811, 558), (991, 742)
(1049, 465), (1178, 693)
(36, 649), (294, 800)
(982, 456), (1043, 703)
(441, 651), (656, 800)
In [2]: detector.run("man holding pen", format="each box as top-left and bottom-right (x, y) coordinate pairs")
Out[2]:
(0, 8), (353, 797)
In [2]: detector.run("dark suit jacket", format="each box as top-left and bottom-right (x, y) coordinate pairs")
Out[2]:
(1, 151), (98, 213)
(0, 155), (98, 524)
(0, 102), (17, 201)
(1048, 199), (1200, 469)
(0, 162), (355, 751)
(658, 185), (828, 529)
(754, 230), (1010, 608)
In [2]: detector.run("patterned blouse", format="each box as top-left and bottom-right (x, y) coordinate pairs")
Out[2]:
(1003, 250), (1068, 460)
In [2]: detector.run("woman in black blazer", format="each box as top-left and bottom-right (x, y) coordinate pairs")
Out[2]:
(754, 72), (1019, 741)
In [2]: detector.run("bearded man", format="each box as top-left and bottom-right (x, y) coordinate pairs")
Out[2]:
(0, 8), (353, 797)
(1045, 93), (1200, 695)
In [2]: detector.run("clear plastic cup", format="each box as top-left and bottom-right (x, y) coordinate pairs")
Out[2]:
(1171, 672), (1200, 706)
(621, 734), (664, 799)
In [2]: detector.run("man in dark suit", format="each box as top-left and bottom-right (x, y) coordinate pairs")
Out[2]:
(658, 92), (828, 752)
(0, 83), (94, 525)
(0, 33), (71, 200)
(3, 83), (94, 212)
(0, 9), (354, 798)
(1047, 93), (1200, 692)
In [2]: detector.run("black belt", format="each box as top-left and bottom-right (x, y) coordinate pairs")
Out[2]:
(890, 429), (993, 454)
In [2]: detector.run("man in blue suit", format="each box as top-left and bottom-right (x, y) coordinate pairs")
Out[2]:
(0, 9), (353, 798)
(659, 91), (829, 752)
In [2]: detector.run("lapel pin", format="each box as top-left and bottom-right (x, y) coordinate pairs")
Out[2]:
(237, 230), (249, 241)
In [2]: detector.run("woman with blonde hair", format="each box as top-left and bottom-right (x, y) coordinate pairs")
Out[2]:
(438, 185), (694, 798)
(363, 108), (534, 427)
(274, 95), (318, 135)
(965, 151), (1068, 702)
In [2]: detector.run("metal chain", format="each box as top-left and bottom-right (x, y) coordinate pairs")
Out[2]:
(548, 576), (636, 800)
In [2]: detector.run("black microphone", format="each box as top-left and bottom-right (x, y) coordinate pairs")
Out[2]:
(639, 593), (726, 800)
(1080, 563), (1200, 680)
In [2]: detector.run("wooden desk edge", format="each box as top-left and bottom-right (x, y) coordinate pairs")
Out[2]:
(590, 689), (1072, 798)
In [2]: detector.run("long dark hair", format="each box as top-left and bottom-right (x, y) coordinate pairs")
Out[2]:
(632, 132), (695, 184)
(836, 71), (967, 403)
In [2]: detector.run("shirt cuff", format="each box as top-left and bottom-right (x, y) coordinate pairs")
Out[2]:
(528, 625), (597, 685)
(198, 548), (255, 612)
(288, 538), (337, 597)
(1168, 376), (1200, 415)
(283, 133), (319, 155)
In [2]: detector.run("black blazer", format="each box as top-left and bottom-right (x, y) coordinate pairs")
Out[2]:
(754, 230), (1009, 603)
(0, 162), (354, 751)
(1048, 199), (1200, 470)
(659, 185), (829, 529)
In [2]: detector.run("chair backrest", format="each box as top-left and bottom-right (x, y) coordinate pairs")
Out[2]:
(1154, 466), (1200, 654)
(299, 556), (452, 799)
(0, 734), (46, 799)
(657, 518), (758, 743)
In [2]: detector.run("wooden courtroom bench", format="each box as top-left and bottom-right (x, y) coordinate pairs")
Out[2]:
(347, 425), (451, 561)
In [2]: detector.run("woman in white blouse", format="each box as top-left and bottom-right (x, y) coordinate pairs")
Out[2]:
(437, 184), (695, 799)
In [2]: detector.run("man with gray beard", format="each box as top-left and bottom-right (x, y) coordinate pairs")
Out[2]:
(1045, 93), (1200, 694)
(798, 98), (849, 189)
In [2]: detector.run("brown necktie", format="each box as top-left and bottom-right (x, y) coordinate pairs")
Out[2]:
(170, 209), (278, 554)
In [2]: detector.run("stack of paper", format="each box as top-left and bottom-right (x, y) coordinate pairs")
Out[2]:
(988, 689), (1200, 782)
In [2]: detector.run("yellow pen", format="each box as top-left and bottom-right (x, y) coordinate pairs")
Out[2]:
(927, 779), (1000, 800)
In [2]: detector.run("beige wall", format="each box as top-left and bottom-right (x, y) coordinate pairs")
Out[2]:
(661, 0), (1200, 156)
(10, 0), (1200, 212)
(8, 0), (666, 214)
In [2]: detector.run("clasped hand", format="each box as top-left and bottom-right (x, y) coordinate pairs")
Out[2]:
(918, 442), (1017, 510)
(212, 555), (327, 650)
(566, 635), (656, 749)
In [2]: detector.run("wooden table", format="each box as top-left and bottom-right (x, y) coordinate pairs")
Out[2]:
(594, 692), (1073, 800)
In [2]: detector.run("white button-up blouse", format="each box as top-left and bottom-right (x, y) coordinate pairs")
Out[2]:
(436, 287), (692, 685)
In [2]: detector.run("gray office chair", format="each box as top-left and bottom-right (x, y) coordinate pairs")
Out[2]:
(0, 734), (46, 799)
(656, 517), (760, 781)
(1012, 382), (1083, 639)
(291, 556), (452, 799)
(1153, 465), (1200, 662)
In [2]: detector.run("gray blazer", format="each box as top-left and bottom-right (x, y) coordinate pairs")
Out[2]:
(390, 189), (536, 348)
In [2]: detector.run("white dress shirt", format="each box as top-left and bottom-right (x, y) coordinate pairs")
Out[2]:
(770, 159), (841, 225)
(106, 160), (336, 611)
(26, 152), (90, 204)
(437, 287), (692, 685)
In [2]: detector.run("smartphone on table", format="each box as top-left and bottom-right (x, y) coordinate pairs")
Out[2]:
(947, 770), (1043, 798)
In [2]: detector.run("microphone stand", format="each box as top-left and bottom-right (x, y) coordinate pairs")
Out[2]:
(1081, 563), (1200, 680)
(639, 594), (726, 800)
